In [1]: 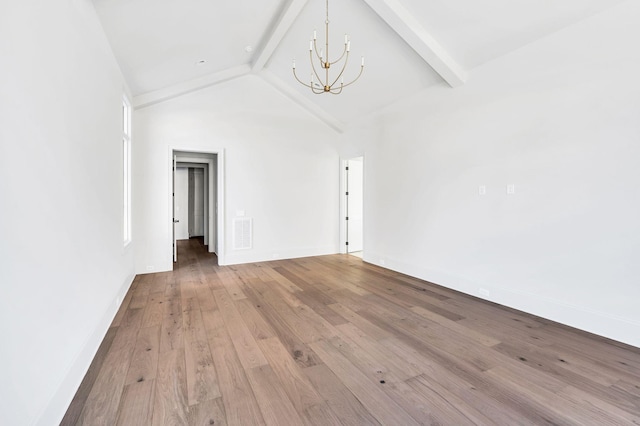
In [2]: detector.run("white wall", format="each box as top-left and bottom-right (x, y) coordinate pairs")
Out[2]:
(343, 1), (640, 347)
(133, 75), (340, 271)
(0, 1), (135, 424)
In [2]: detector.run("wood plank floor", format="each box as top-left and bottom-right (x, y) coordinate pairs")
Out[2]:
(62, 238), (640, 425)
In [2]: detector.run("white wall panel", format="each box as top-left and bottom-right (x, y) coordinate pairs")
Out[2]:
(341, 1), (640, 348)
(0, 1), (135, 424)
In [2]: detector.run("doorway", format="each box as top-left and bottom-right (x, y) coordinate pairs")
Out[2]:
(174, 165), (206, 241)
(171, 150), (225, 266)
(173, 166), (190, 240)
(341, 156), (364, 256)
(188, 167), (205, 238)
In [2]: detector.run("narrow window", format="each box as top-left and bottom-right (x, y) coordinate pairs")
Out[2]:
(123, 96), (132, 245)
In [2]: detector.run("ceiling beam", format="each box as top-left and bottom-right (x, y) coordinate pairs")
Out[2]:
(260, 70), (344, 133)
(133, 65), (251, 109)
(251, 0), (310, 73)
(361, 0), (466, 87)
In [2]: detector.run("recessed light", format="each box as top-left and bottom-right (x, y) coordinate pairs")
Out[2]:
(244, 45), (253, 53)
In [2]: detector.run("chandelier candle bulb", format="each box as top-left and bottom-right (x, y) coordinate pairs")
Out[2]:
(292, 59), (296, 69)
(345, 34), (348, 44)
(347, 41), (350, 52)
(309, 40), (313, 51)
(314, 30), (317, 40)
(361, 56), (365, 66)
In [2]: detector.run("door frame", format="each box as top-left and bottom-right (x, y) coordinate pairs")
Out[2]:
(169, 147), (226, 265)
(339, 156), (364, 254)
(173, 154), (177, 262)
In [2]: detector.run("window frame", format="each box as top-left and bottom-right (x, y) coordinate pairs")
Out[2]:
(122, 96), (132, 246)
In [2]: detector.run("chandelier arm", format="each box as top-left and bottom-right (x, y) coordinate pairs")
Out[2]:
(312, 39), (323, 62)
(329, 45), (348, 65)
(311, 80), (325, 93)
(328, 51), (350, 88)
(292, 68), (314, 89)
(329, 85), (343, 94)
(309, 51), (325, 88)
(339, 65), (364, 89)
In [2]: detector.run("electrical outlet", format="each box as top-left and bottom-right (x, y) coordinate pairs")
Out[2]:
(507, 184), (515, 195)
(146, 265), (154, 271)
(478, 185), (486, 196)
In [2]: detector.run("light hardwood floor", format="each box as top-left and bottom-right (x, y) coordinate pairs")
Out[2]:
(62, 238), (640, 425)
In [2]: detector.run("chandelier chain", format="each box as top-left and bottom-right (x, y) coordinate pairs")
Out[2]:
(326, 0), (329, 23)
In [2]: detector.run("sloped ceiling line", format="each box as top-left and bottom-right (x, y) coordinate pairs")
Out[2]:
(260, 69), (345, 132)
(361, 0), (467, 87)
(252, 0), (310, 72)
(133, 0), (465, 123)
(133, 64), (251, 109)
(132, 0), (311, 110)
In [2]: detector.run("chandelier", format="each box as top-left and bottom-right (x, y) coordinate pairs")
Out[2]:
(292, 0), (364, 94)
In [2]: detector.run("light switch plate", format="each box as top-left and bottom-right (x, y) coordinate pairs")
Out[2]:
(507, 184), (515, 195)
(478, 185), (486, 195)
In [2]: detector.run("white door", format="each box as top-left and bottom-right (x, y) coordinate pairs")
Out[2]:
(173, 155), (177, 262)
(211, 158), (217, 253)
(193, 168), (205, 236)
(347, 157), (364, 252)
(174, 167), (189, 240)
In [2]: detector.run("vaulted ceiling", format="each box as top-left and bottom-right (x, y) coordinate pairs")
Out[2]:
(92, 0), (625, 131)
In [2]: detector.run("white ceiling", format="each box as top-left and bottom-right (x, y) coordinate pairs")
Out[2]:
(92, 0), (626, 130)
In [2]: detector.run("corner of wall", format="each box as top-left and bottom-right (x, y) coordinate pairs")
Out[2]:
(364, 251), (640, 349)
(37, 273), (136, 425)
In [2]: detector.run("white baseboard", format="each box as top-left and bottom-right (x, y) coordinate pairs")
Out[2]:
(223, 245), (339, 266)
(364, 252), (640, 349)
(37, 273), (136, 426)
